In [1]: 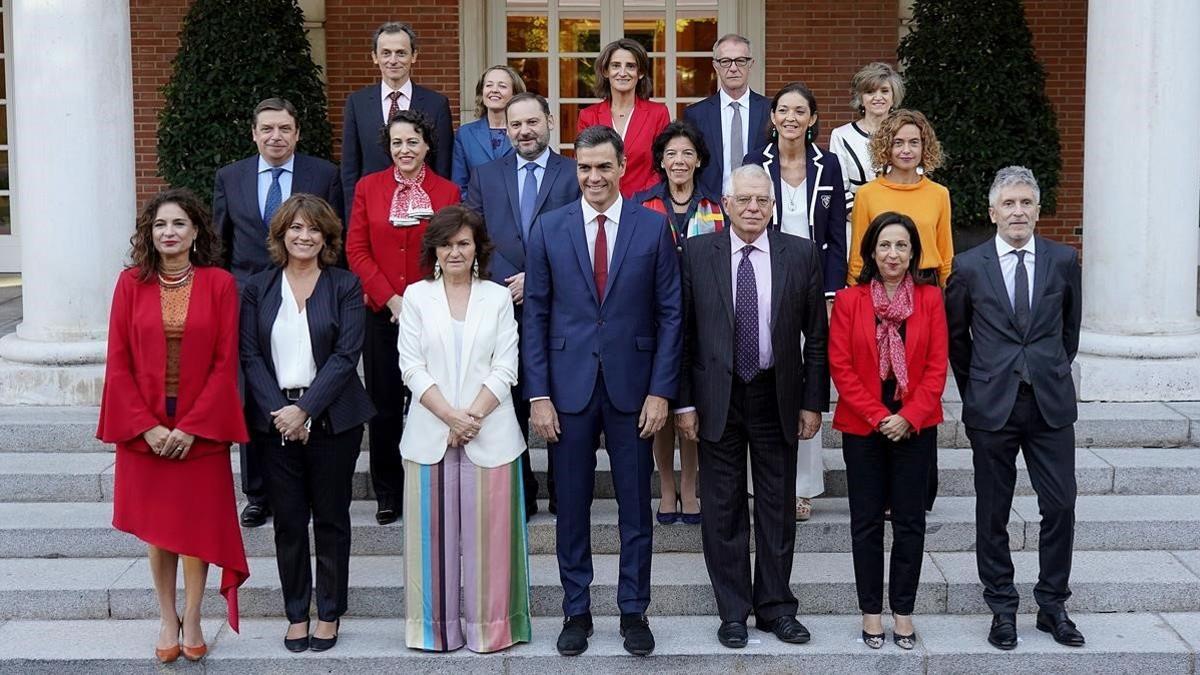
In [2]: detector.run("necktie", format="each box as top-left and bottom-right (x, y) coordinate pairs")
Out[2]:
(1013, 249), (1030, 332)
(387, 90), (403, 122)
(729, 101), (744, 170)
(520, 163), (538, 238)
(263, 167), (285, 226)
(734, 245), (760, 382)
(593, 214), (608, 303)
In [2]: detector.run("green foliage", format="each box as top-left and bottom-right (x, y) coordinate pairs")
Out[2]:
(898, 0), (1061, 236)
(157, 0), (331, 204)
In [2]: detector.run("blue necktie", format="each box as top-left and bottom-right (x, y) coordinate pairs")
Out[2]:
(734, 245), (760, 382)
(263, 167), (285, 226)
(520, 163), (539, 238)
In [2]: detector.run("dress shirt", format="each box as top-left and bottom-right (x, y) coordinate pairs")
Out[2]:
(257, 155), (295, 218)
(516, 147), (550, 204)
(779, 179), (810, 239)
(719, 88), (752, 186)
(379, 79), (414, 122)
(581, 195), (623, 271)
(729, 227), (774, 370)
(271, 275), (317, 390)
(994, 234), (1036, 311)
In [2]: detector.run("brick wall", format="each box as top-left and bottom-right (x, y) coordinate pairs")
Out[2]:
(130, 0), (191, 206)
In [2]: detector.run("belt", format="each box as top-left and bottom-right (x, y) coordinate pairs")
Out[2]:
(281, 387), (308, 402)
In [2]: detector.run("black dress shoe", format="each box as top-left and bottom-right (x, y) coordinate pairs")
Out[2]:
(619, 613), (655, 656)
(240, 503), (270, 528)
(556, 613), (593, 656)
(375, 507), (399, 525)
(309, 619), (339, 652)
(1036, 609), (1085, 647)
(988, 613), (1018, 650)
(283, 621), (310, 653)
(757, 615), (811, 644)
(717, 621), (748, 649)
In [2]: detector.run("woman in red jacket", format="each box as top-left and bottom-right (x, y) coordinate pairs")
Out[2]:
(346, 108), (461, 525)
(97, 188), (250, 663)
(577, 38), (671, 197)
(828, 211), (947, 651)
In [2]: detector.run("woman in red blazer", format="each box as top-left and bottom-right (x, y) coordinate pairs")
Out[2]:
(97, 189), (250, 663)
(346, 108), (461, 525)
(577, 38), (671, 198)
(829, 211), (947, 651)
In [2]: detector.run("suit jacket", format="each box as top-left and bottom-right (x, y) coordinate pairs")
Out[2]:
(577, 98), (671, 198)
(743, 142), (848, 296)
(339, 82), (454, 220)
(452, 118), (515, 195)
(397, 278), (524, 467)
(213, 153), (342, 287)
(523, 199), (682, 414)
(683, 90), (771, 199)
(945, 235), (1082, 431)
(464, 151), (581, 284)
(829, 281), (947, 436)
(239, 266), (376, 436)
(678, 229), (829, 442)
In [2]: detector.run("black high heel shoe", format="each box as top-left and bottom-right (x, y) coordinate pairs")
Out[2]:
(310, 618), (340, 652)
(861, 630), (884, 649)
(892, 613), (916, 650)
(284, 619), (310, 653)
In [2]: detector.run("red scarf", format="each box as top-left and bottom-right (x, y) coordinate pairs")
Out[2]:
(389, 165), (434, 226)
(870, 274), (914, 400)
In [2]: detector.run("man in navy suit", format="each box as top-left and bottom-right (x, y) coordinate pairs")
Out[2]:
(213, 96), (342, 528)
(464, 93), (580, 519)
(340, 21), (454, 220)
(524, 125), (682, 657)
(684, 33), (771, 200)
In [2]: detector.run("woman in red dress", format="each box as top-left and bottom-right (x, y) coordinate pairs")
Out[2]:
(97, 188), (250, 663)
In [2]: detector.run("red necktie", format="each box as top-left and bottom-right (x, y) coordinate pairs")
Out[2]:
(387, 90), (402, 122)
(593, 214), (608, 303)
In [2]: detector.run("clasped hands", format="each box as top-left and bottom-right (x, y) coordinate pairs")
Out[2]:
(444, 408), (483, 447)
(878, 413), (912, 442)
(142, 425), (195, 459)
(272, 404), (310, 445)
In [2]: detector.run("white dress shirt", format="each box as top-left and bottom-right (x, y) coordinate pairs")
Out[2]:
(516, 147), (550, 204)
(720, 88), (752, 186)
(257, 154), (295, 218)
(271, 277), (317, 389)
(730, 227), (774, 369)
(995, 235), (1036, 311)
(379, 79), (414, 122)
(581, 195), (623, 270)
(779, 179), (810, 239)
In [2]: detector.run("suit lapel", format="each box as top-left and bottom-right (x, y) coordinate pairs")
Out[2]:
(290, 155), (310, 194)
(1029, 236), (1051, 319)
(904, 285), (923, 366)
(759, 143), (783, 228)
(703, 97), (725, 181)
(303, 269), (330, 365)
(749, 93), (770, 149)
(243, 159), (263, 225)
(258, 270), (285, 364)
(457, 282), (483, 393)
(768, 231), (788, 330)
(566, 206), (599, 306)
(432, 280), (458, 390)
(807, 144), (826, 235)
(857, 288), (880, 365)
(503, 155), (523, 236)
(469, 122), (494, 160)
(603, 201), (638, 304)
(981, 246), (1021, 334)
(713, 231), (734, 327)
(532, 153), (563, 217)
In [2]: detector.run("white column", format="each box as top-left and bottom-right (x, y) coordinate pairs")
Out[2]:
(0, 0), (134, 404)
(1075, 0), (1200, 400)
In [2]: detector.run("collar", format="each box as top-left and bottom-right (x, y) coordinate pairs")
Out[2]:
(719, 88), (751, 109)
(258, 154), (296, 174)
(730, 227), (770, 255)
(381, 79), (414, 102)
(582, 195), (623, 226)
(516, 147), (551, 172)
(994, 234), (1036, 258)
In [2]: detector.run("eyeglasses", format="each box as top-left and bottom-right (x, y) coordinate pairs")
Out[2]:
(731, 195), (772, 209)
(713, 57), (753, 69)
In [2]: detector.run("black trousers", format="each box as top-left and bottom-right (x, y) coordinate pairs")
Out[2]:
(698, 370), (798, 624)
(259, 423), (363, 623)
(237, 377), (268, 507)
(968, 384), (1076, 614)
(843, 427), (934, 615)
(363, 307), (406, 510)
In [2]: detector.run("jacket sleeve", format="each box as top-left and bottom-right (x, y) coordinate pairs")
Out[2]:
(799, 242), (831, 412)
(463, 163), (485, 216)
(944, 257), (973, 398)
(237, 279), (291, 421)
(340, 95), (363, 223)
(935, 187), (954, 286)
(96, 273), (160, 444)
(676, 242), (697, 409)
(822, 153), (848, 297)
(649, 214), (683, 401)
(829, 127), (855, 212)
(521, 216), (552, 400)
(1062, 247), (1082, 362)
(482, 289), (519, 401)
(297, 275), (368, 418)
(212, 169), (233, 269)
(345, 177), (398, 308)
(176, 274), (249, 443)
(898, 287), (949, 429)
(396, 289), (437, 401)
(451, 127), (471, 195)
(827, 289), (891, 428)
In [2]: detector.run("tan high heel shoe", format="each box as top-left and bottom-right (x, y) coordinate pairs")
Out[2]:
(155, 618), (182, 663)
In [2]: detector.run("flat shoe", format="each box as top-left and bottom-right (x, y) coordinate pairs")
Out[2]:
(795, 497), (812, 522)
(310, 618), (340, 652)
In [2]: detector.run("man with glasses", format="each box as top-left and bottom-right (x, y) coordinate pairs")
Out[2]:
(684, 34), (772, 200)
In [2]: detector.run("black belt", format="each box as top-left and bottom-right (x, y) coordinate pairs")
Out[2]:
(282, 387), (308, 402)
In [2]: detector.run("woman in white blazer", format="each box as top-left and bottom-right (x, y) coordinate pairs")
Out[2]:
(396, 205), (531, 654)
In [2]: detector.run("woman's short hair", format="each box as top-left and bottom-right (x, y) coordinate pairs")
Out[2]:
(128, 188), (223, 282)
(868, 109), (944, 175)
(849, 62), (905, 113)
(473, 65), (527, 119)
(856, 211), (934, 286)
(420, 205), (494, 280)
(594, 38), (653, 100)
(650, 119), (711, 186)
(265, 194), (343, 268)
(768, 81), (820, 145)
(379, 108), (439, 170)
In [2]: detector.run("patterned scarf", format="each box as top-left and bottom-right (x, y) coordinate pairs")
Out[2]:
(389, 164), (434, 226)
(870, 273), (914, 400)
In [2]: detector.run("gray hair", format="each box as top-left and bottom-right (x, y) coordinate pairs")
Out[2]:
(849, 62), (905, 113)
(712, 33), (751, 57)
(373, 22), (418, 52)
(723, 164), (771, 197)
(988, 166), (1041, 207)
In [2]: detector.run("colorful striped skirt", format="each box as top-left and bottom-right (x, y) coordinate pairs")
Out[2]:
(403, 446), (532, 652)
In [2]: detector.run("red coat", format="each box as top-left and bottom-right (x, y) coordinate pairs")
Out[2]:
(97, 266), (250, 631)
(346, 167), (462, 311)
(829, 282), (948, 436)
(577, 98), (671, 198)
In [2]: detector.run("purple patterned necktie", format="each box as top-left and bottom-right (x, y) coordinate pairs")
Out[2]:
(734, 245), (760, 382)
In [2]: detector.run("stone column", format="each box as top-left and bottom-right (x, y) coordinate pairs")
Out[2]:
(1075, 0), (1200, 401)
(0, 0), (134, 404)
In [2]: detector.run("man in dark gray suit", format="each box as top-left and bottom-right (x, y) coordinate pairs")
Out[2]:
(946, 165), (1084, 651)
(675, 164), (828, 649)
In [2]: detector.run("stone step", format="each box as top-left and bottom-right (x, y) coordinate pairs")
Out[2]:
(5, 494), (1200, 559)
(5, 446), (1200, 503)
(1, 550), (1198, 621)
(0, 612), (1196, 674)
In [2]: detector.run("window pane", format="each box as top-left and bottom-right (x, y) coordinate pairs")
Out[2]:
(677, 15), (718, 51)
(559, 16), (600, 53)
(508, 14), (549, 53)
(0, 196), (9, 236)
(677, 56), (717, 97)
(0, 150), (6, 191)
(0, 106), (6, 146)
(509, 57), (548, 98)
(559, 57), (597, 99)
(559, 103), (585, 146)
(624, 15), (665, 52)
(650, 56), (666, 98)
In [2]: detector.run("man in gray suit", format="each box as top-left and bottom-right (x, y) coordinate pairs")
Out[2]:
(676, 164), (828, 649)
(945, 165), (1084, 651)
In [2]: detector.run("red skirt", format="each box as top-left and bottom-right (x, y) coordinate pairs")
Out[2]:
(112, 438), (249, 632)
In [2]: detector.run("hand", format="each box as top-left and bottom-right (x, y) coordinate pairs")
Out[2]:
(798, 410), (822, 440)
(505, 273), (525, 305)
(142, 425), (170, 455)
(294, 426), (311, 445)
(530, 399), (560, 443)
(442, 409), (481, 443)
(161, 428), (196, 460)
(270, 405), (310, 439)
(386, 294), (404, 324)
(675, 410), (699, 443)
(638, 395), (669, 439)
(878, 414), (912, 442)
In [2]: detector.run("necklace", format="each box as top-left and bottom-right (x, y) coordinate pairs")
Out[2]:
(158, 263), (193, 288)
(783, 182), (803, 211)
(669, 189), (693, 207)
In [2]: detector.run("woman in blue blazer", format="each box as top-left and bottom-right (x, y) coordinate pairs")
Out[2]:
(451, 65), (527, 193)
(239, 194), (376, 654)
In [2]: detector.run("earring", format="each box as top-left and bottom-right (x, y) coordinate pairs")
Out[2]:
(191, 240), (197, 253)
(858, 105), (866, 116)
(806, 126), (815, 143)
(434, 261), (442, 278)
(472, 259), (480, 277)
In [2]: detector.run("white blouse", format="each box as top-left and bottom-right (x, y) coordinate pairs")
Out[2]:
(271, 276), (317, 389)
(829, 121), (874, 209)
(779, 179), (811, 239)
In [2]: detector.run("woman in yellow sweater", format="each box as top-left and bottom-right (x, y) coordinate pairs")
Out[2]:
(848, 109), (953, 286)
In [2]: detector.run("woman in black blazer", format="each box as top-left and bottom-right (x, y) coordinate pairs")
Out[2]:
(239, 194), (376, 654)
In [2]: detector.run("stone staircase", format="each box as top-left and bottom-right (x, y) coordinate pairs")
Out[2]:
(3, 404), (1200, 672)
